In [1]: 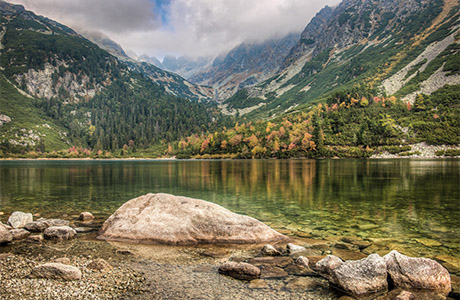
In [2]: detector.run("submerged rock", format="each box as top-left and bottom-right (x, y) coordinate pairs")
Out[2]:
(44, 226), (77, 240)
(87, 258), (112, 272)
(30, 263), (82, 281)
(25, 218), (69, 232)
(79, 212), (94, 222)
(98, 193), (287, 245)
(218, 262), (260, 280)
(7, 211), (33, 228)
(384, 250), (451, 295)
(285, 277), (321, 290)
(260, 244), (281, 256)
(286, 243), (307, 254)
(0, 226), (13, 244)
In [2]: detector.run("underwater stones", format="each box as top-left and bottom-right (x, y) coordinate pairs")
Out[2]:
(384, 250), (451, 295)
(248, 256), (293, 268)
(332, 248), (367, 261)
(285, 277), (321, 290)
(44, 226), (77, 240)
(87, 258), (112, 272)
(30, 263), (82, 281)
(415, 238), (442, 247)
(260, 244), (281, 256)
(435, 255), (460, 274)
(248, 279), (269, 289)
(7, 211), (33, 228)
(27, 234), (44, 243)
(98, 193), (287, 245)
(260, 266), (288, 279)
(218, 262), (260, 280)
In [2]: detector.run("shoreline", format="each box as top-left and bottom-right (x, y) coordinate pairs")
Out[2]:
(1, 143), (459, 161)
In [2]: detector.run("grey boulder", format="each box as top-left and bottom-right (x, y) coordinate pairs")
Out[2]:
(7, 211), (33, 228)
(384, 250), (451, 295)
(98, 193), (287, 245)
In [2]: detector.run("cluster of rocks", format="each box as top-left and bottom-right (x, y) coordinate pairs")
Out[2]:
(219, 243), (454, 299)
(1, 211), (95, 245)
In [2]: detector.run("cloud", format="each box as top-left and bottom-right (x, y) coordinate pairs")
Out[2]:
(11, 0), (159, 33)
(11, 0), (340, 58)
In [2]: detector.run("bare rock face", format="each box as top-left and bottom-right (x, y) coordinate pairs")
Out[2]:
(98, 193), (287, 245)
(7, 211), (33, 228)
(384, 250), (451, 295)
(332, 254), (388, 295)
(30, 263), (82, 281)
(218, 262), (261, 280)
(44, 226), (77, 240)
(0, 226), (13, 244)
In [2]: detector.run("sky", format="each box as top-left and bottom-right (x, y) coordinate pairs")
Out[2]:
(11, 0), (340, 60)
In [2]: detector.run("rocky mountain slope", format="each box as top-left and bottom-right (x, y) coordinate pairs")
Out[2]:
(0, 1), (213, 103)
(190, 33), (299, 101)
(225, 0), (460, 118)
(0, 1), (223, 153)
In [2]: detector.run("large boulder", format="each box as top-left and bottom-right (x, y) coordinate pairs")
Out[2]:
(0, 226), (13, 244)
(44, 226), (77, 240)
(97, 193), (287, 245)
(315, 255), (343, 282)
(30, 263), (82, 281)
(384, 250), (451, 295)
(7, 211), (33, 228)
(332, 254), (388, 295)
(218, 262), (260, 280)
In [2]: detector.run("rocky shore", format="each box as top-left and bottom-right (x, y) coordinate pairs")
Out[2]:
(1, 194), (460, 299)
(371, 143), (460, 159)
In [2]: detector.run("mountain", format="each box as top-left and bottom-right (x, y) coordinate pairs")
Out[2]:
(189, 33), (299, 101)
(0, 0), (224, 154)
(224, 0), (460, 118)
(80, 30), (130, 60)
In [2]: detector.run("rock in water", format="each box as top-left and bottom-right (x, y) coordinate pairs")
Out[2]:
(384, 250), (451, 295)
(97, 193), (287, 245)
(0, 226), (13, 244)
(218, 262), (261, 280)
(30, 263), (82, 281)
(315, 255), (343, 282)
(44, 226), (77, 240)
(79, 212), (94, 221)
(260, 244), (281, 256)
(332, 254), (388, 295)
(7, 211), (33, 228)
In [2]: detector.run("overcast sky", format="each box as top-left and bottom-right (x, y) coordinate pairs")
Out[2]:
(11, 0), (340, 60)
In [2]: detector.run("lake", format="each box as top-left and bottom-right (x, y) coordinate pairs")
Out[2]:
(0, 159), (459, 260)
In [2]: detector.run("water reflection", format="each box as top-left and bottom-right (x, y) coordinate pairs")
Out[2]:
(0, 159), (459, 258)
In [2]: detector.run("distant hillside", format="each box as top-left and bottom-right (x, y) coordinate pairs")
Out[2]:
(0, 0), (226, 155)
(224, 0), (460, 119)
(190, 33), (299, 101)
